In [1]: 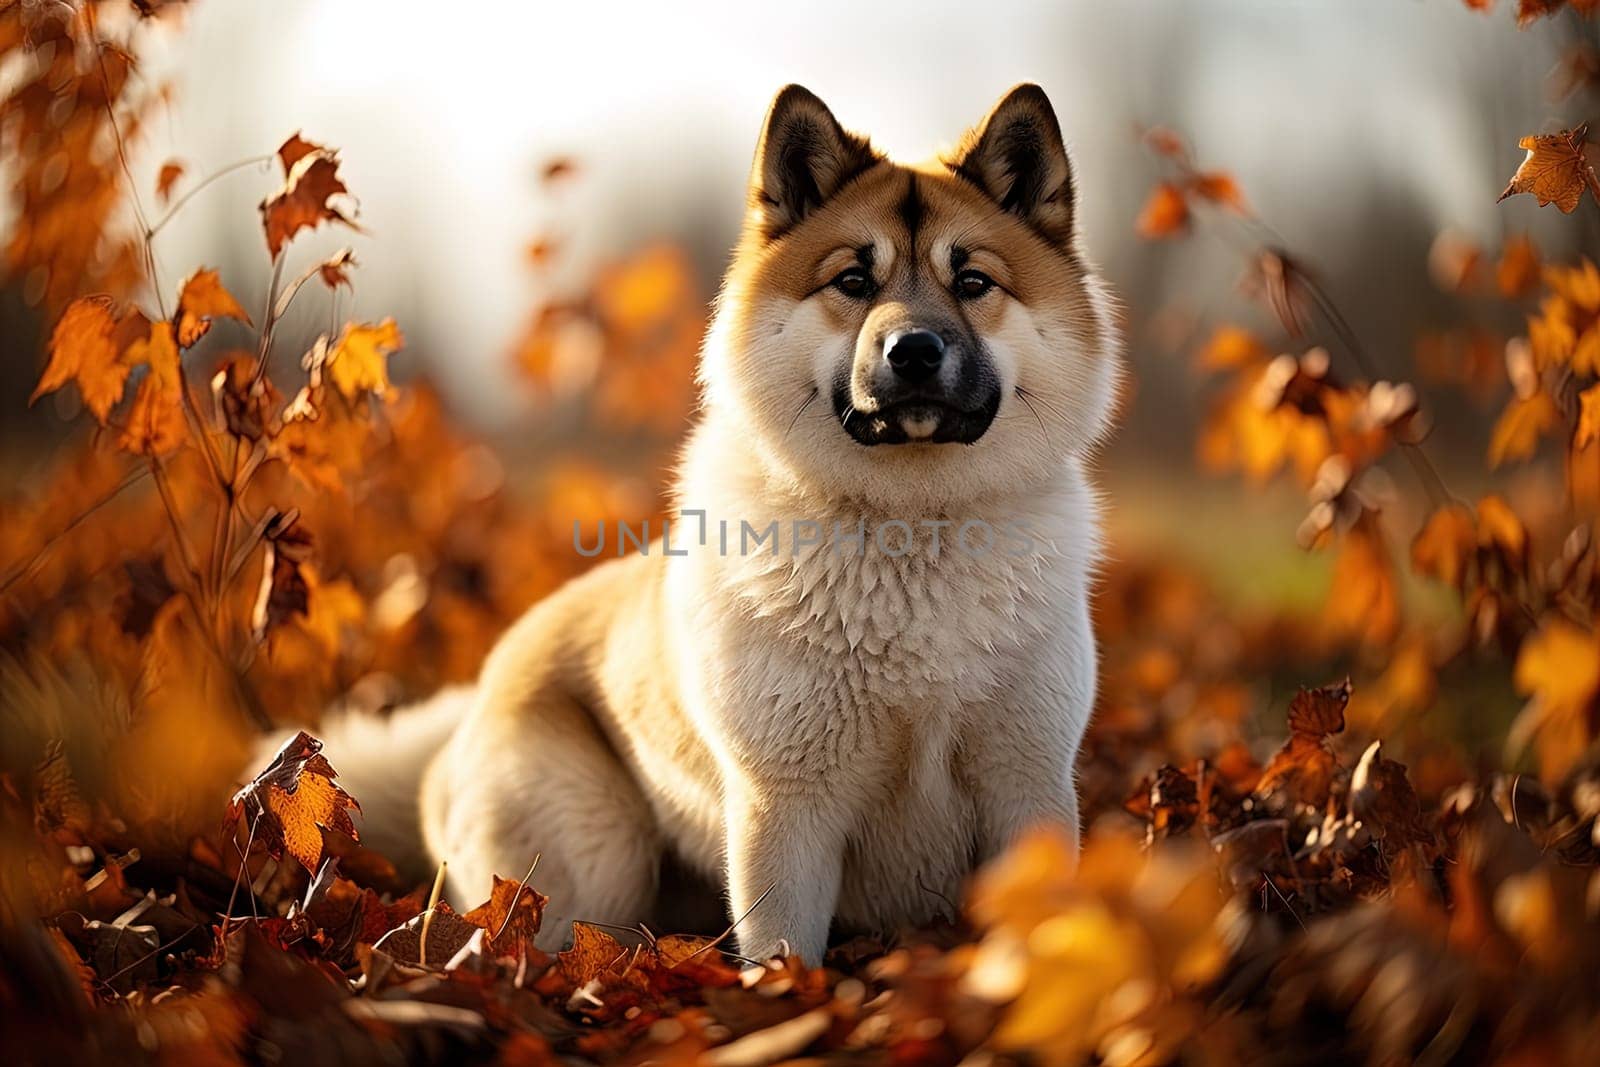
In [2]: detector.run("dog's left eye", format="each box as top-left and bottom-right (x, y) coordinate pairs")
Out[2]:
(955, 270), (995, 299)
(831, 268), (875, 299)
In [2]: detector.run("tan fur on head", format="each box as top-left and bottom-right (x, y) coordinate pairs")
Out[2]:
(702, 82), (1120, 514)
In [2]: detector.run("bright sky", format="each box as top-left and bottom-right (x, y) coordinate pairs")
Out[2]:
(133, 0), (1576, 428)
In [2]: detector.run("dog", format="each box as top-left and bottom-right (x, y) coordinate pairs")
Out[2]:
(322, 83), (1120, 965)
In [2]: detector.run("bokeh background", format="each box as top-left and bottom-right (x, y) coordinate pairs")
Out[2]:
(7, 6), (1600, 1060)
(6, 0), (1597, 607)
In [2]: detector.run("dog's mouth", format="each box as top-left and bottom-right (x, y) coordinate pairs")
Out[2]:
(832, 388), (1000, 447)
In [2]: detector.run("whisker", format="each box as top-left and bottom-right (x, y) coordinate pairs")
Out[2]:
(1013, 387), (1051, 447)
(1016, 385), (1071, 425)
(841, 405), (857, 432)
(784, 388), (820, 439)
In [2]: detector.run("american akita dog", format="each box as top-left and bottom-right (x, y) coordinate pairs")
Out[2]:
(324, 83), (1120, 964)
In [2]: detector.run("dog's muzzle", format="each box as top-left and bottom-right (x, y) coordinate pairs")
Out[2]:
(833, 333), (1001, 446)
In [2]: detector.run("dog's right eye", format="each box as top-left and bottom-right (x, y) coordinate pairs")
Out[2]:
(831, 268), (874, 299)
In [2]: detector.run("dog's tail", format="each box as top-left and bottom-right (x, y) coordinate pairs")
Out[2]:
(251, 684), (475, 879)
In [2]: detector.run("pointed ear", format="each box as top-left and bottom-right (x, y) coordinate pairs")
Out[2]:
(948, 84), (1076, 245)
(748, 84), (879, 239)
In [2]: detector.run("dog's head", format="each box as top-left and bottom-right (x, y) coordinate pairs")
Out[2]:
(702, 84), (1120, 510)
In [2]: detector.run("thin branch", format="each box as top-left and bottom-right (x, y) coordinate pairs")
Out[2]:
(147, 155), (276, 238)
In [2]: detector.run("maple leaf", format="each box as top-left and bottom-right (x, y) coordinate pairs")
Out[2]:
(155, 160), (184, 204)
(1498, 124), (1600, 214)
(1411, 503), (1476, 589)
(1255, 679), (1351, 808)
(1488, 391), (1560, 467)
(259, 132), (360, 259)
(118, 320), (187, 456)
(225, 730), (360, 873)
(31, 296), (128, 422)
(326, 318), (403, 401)
(1136, 182), (1189, 239)
(1512, 619), (1600, 783)
(461, 873), (548, 963)
(251, 510), (313, 643)
(174, 268), (252, 348)
(554, 922), (637, 989)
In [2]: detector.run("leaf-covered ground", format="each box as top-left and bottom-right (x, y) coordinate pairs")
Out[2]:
(6, 2), (1600, 1065)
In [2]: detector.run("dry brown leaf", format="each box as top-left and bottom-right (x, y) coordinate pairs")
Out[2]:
(225, 730), (360, 874)
(462, 874), (548, 962)
(1498, 124), (1600, 214)
(259, 133), (360, 259)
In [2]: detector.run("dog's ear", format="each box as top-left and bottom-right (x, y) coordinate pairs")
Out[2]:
(949, 84), (1075, 246)
(749, 85), (879, 239)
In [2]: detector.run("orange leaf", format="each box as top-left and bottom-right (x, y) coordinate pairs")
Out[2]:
(31, 296), (128, 422)
(175, 268), (252, 348)
(225, 731), (360, 874)
(1577, 384), (1600, 449)
(1488, 391), (1560, 467)
(1195, 325), (1270, 371)
(462, 874), (548, 962)
(1475, 494), (1529, 569)
(1545, 257), (1600, 313)
(1496, 235), (1542, 298)
(1498, 124), (1599, 214)
(1256, 679), (1351, 806)
(1512, 619), (1600, 783)
(327, 319), (404, 401)
(1136, 182), (1189, 239)
(1189, 171), (1246, 213)
(1411, 504), (1476, 589)
(155, 160), (185, 205)
(117, 320), (186, 456)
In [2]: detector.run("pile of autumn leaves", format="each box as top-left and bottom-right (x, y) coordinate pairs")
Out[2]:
(16, 670), (1600, 1064)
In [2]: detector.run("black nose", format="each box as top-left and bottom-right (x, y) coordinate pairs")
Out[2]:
(883, 330), (945, 382)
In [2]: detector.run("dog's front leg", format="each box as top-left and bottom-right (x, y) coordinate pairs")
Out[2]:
(723, 783), (845, 966)
(968, 645), (1093, 864)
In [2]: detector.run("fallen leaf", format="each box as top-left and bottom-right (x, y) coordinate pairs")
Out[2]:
(225, 730), (360, 874)
(461, 873), (548, 962)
